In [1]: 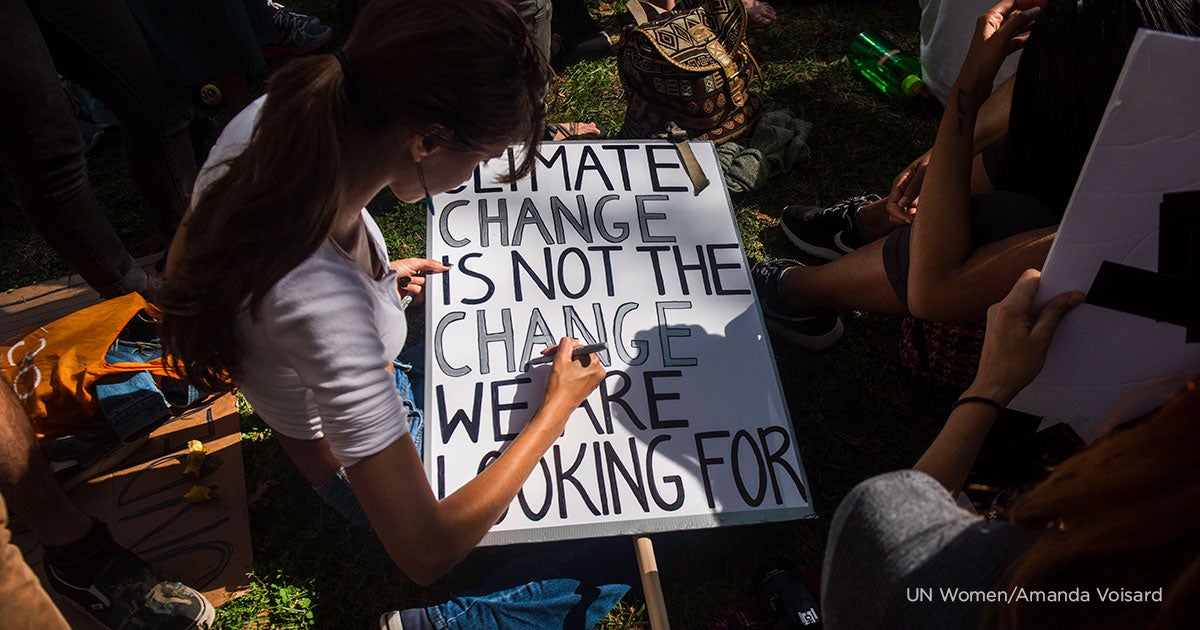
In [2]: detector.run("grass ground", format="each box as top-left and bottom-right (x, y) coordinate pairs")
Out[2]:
(0, 1), (964, 627)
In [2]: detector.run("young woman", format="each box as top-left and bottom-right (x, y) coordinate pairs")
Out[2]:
(158, 0), (609, 608)
(820, 269), (1199, 628)
(755, 0), (1200, 349)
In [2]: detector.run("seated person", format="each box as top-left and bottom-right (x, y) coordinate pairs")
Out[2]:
(821, 269), (1197, 628)
(753, 0), (1199, 349)
(0, 378), (211, 628)
(920, 0), (1021, 103)
(159, 1), (627, 626)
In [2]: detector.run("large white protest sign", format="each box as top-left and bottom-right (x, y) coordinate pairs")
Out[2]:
(1012, 30), (1200, 441)
(423, 141), (814, 545)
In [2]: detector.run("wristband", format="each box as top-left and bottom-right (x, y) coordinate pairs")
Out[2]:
(951, 396), (1005, 414)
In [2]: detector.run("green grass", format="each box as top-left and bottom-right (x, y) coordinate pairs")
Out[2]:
(0, 2), (960, 627)
(216, 572), (317, 629)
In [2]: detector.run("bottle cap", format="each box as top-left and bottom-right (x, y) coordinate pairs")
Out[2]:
(901, 74), (931, 99)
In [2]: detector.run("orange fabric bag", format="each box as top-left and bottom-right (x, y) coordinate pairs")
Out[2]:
(1, 293), (176, 439)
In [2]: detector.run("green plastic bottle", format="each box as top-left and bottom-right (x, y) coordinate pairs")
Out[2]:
(850, 31), (931, 101)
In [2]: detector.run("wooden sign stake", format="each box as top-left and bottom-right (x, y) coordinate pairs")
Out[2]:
(634, 536), (670, 629)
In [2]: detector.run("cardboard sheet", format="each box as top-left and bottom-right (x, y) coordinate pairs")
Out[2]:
(1011, 30), (1200, 440)
(13, 394), (251, 625)
(5, 266), (249, 624)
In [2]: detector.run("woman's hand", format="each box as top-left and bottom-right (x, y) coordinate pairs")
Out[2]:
(540, 337), (606, 422)
(957, 0), (1043, 106)
(886, 151), (931, 224)
(965, 269), (1084, 406)
(388, 258), (451, 303)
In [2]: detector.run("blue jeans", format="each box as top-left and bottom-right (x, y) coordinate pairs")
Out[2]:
(428, 577), (629, 630)
(312, 344), (631, 629)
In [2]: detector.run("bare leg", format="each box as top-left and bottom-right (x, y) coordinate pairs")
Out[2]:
(856, 198), (894, 241)
(779, 239), (908, 315)
(778, 226), (1056, 322)
(0, 385), (92, 548)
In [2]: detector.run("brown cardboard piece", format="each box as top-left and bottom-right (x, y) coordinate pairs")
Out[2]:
(0, 253), (161, 344)
(5, 266), (251, 624)
(14, 394), (252, 626)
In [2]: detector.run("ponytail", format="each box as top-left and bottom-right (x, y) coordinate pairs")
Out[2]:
(157, 55), (355, 390)
(157, 0), (548, 390)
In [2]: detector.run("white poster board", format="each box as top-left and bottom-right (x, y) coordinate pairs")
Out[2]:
(424, 141), (814, 545)
(1012, 30), (1200, 441)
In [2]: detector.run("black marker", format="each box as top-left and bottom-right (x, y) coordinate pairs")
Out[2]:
(522, 343), (607, 371)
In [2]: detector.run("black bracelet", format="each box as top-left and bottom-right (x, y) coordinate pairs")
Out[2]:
(952, 396), (1005, 414)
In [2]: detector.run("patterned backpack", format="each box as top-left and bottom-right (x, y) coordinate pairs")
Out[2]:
(617, 0), (762, 143)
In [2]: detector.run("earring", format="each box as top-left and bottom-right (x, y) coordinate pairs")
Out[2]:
(416, 161), (435, 216)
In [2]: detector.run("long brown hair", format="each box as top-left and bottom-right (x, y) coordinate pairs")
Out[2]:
(1007, 0), (1200, 210)
(156, 0), (548, 390)
(988, 383), (1200, 628)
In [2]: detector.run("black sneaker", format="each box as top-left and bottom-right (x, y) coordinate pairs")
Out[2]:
(750, 258), (844, 350)
(780, 194), (880, 261)
(46, 548), (214, 629)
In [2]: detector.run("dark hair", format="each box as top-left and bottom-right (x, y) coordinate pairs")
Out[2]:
(987, 384), (1200, 629)
(157, 0), (549, 390)
(1006, 0), (1200, 210)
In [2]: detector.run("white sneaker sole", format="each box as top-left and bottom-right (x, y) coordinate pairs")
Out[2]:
(781, 222), (848, 261)
(764, 315), (845, 351)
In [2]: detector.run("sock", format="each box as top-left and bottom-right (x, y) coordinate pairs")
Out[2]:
(43, 518), (125, 586)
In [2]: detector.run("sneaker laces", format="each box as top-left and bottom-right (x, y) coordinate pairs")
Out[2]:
(273, 10), (304, 32)
(823, 194), (880, 245)
(827, 194), (881, 218)
(750, 258), (805, 314)
(271, 3), (316, 33)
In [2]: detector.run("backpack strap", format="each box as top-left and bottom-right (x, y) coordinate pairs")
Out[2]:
(666, 122), (710, 195)
(626, 0), (668, 26)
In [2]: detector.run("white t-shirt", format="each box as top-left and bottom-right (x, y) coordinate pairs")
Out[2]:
(920, 0), (1021, 104)
(194, 97), (410, 467)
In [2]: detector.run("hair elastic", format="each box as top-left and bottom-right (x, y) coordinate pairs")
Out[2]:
(332, 49), (352, 78)
(332, 50), (389, 129)
(951, 396), (1005, 414)
(416, 161), (435, 216)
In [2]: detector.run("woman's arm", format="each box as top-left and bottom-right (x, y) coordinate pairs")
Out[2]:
(974, 75), (1014, 154)
(885, 76), (1015, 222)
(345, 338), (604, 585)
(906, 1), (1044, 321)
(914, 269), (1083, 491)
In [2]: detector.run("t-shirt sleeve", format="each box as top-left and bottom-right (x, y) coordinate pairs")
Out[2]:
(821, 470), (1028, 629)
(258, 262), (408, 467)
